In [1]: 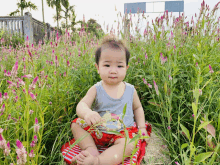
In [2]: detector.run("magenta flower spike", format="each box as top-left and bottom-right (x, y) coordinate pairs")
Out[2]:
(167, 126), (171, 130)
(16, 139), (23, 149)
(153, 80), (159, 96)
(7, 142), (10, 149)
(4, 93), (9, 100)
(26, 36), (29, 41)
(145, 53), (148, 59)
(67, 60), (70, 67)
(0, 134), (3, 141)
(30, 141), (35, 147)
(143, 78), (147, 84)
(34, 135), (38, 142)
(32, 76), (39, 85)
(147, 83), (152, 88)
(209, 65), (214, 73)
(29, 92), (36, 100)
(35, 117), (38, 124)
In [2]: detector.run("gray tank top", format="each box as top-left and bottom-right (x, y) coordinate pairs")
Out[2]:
(92, 80), (135, 134)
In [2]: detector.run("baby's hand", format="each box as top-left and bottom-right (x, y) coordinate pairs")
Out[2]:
(139, 128), (150, 143)
(84, 111), (102, 126)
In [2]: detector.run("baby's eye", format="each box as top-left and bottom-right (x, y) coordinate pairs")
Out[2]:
(104, 65), (110, 67)
(118, 66), (123, 68)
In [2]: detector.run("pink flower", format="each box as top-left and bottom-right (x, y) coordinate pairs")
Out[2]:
(160, 53), (167, 65)
(209, 65), (214, 74)
(35, 117), (38, 124)
(18, 78), (25, 86)
(199, 89), (202, 95)
(55, 56), (59, 67)
(22, 89), (26, 94)
(34, 135), (38, 143)
(111, 113), (120, 120)
(34, 125), (39, 133)
(29, 150), (35, 158)
(142, 132), (146, 136)
(7, 80), (16, 87)
(174, 45), (176, 49)
(143, 78), (147, 84)
(175, 162), (180, 165)
(14, 96), (18, 102)
(0, 104), (5, 112)
(196, 62), (198, 67)
(29, 92), (36, 100)
(29, 110), (34, 115)
(63, 72), (66, 77)
(16, 140), (23, 149)
(145, 53), (148, 59)
(30, 141), (35, 148)
(153, 80), (159, 96)
(22, 74), (32, 79)
(168, 75), (172, 80)
(3, 93), (9, 100)
(49, 102), (52, 105)
(147, 83), (152, 88)
(67, 60), (70, 67)
(32, 76), (39, 85)
(167, 126), (171, 130)
(192, 114), (195, 117)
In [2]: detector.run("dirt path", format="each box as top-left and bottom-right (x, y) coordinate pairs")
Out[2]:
(141, 125), (172, 165)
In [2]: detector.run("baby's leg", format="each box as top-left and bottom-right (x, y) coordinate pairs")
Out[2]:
(70, 123), (100, 163)
(76, 137), (136, 165)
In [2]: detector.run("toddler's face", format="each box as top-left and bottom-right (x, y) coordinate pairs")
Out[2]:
(95, 47), (129, 85)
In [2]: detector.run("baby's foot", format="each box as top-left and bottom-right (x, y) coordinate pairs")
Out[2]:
(75, 150), (98, 165)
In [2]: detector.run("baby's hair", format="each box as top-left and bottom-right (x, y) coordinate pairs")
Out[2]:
(95, 35), (130, 66)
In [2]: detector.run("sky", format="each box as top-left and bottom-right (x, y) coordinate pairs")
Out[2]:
(0, 0), (220, 37)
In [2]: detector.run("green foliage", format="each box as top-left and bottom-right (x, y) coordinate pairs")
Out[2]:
(0, 1), (220, 164)
(0, 29), (24, 48)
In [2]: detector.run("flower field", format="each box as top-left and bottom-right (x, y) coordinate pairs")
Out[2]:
(0, 0), (220, 164)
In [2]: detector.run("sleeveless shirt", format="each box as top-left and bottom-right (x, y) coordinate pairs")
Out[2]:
(92, 80), (135, 134)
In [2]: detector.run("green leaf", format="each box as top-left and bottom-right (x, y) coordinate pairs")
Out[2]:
(193, 89), (200, 100)
(105, 130), (122, 135)
(180, 124), (190, 140)
(131, 147), (139, 155)
(208, 143), (220, 165)
(129, 134), (141, 144)
(125, 129), (129, 139)
(192, 102), (197, 117)
(194, 152), (213, 163)
(122, 103), (127, 120)
(197, 121), (212, 133)
(172, 133), (178, 141)
(181, 143), (188, 149)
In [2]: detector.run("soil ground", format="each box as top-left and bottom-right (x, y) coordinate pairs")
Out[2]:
(141, 125), (172, 165)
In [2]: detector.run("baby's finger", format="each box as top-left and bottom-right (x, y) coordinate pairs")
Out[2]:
(85, 119), (91, 126)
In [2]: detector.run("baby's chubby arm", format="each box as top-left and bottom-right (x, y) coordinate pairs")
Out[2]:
(76, 85), (102, 125)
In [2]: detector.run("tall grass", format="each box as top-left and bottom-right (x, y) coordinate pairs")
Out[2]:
(0, 0), (219, 164)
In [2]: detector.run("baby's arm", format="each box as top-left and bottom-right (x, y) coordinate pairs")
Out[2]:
(76, 85), (97, 119)
(76, 85), (102, 126)
(132, 88), (146, 129)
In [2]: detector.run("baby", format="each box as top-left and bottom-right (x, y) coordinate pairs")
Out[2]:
(70, 35), (151, 165)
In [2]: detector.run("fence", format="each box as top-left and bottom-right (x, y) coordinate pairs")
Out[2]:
(0, 12), (60, 44)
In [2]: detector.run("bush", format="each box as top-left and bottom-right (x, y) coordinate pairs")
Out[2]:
(0, 29), (25, 49)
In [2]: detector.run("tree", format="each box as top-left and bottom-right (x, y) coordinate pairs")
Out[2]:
(60, 0), (75, 31)
(46, 0), (68, 29)
(77, 18), (104, 39)
(42, 0), (45, 23)
(9, 0), (38, 16)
